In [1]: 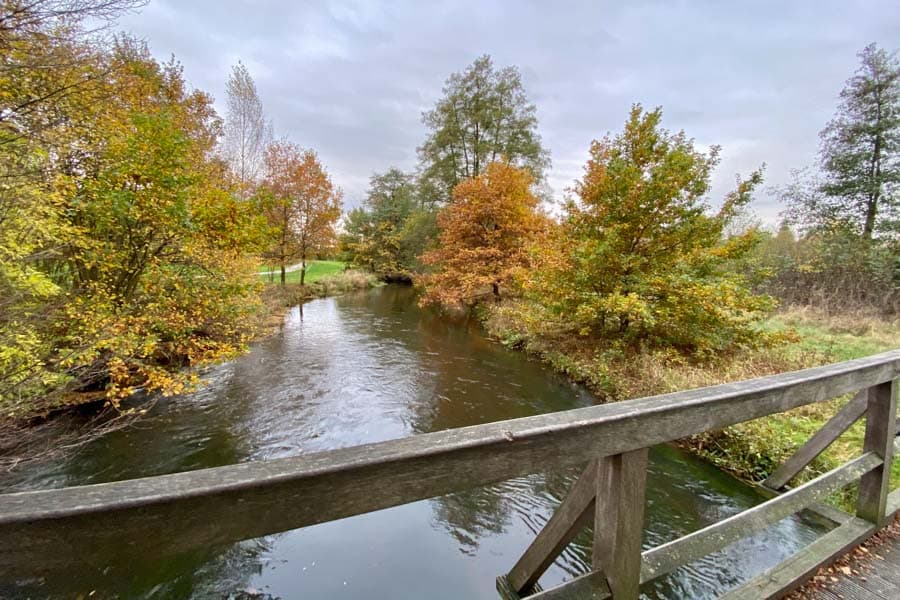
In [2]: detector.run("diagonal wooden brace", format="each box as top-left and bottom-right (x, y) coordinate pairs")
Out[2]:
(501, 448), (649, 599)
(503, 459), (600, 596)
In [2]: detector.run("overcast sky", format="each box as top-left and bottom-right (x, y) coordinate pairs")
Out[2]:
(116, 0), (900, 224)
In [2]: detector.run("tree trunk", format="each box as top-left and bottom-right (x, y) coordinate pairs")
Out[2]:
(863, 132), (882, 240)
(863, 195), (878, 240)
(280, 264), (286, 285)
(492, 281), (500, 301)
(300, 255), (306, 286)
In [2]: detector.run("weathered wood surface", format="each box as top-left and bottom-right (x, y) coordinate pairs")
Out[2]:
(497, 575), (543, 600)
(592, 449), (648, 599)
(642, 452), (881, 582)
(763, 390), (868, 491)
(805, 520), (900, 599)
(506, 459), (599, 594)
(508, 453), (883, 600)
(720, 516), (876, 599)
(0, 350), (898, 578)
(857, 380), (898, 526)
(527, 570), (611, 600)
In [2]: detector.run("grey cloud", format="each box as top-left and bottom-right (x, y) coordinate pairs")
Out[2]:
(118, 0), (900, 221)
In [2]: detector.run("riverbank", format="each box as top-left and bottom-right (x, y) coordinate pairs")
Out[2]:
(482, 302), (900, 510)
(0, 268), (378, 466)
(1, 285), (833, 599)
(255, 269), (379, 338)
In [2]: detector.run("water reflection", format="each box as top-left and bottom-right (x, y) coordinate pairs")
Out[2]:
(1, 286), (830, 599)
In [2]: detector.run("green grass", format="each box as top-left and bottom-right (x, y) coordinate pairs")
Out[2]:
(690, 308), (900, 510)
(484, 300), (900, 511)
(258, 260), (345, 284)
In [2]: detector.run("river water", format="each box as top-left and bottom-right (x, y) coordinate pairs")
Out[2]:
(2, 285), (831, 599)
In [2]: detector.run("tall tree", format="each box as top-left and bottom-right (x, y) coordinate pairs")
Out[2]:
(420, 162), (546, 308)
(418, 55), (549, 204)
(261, 141), (342, 285)
(814, 44), (899, 238)
(340, 168), (419, 275)
(223, 61), (271, 199)
(532, 105), (770, 355)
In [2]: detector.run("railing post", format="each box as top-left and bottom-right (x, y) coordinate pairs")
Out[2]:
(593, 448), (648, 599)
(856, 380), (898, 526)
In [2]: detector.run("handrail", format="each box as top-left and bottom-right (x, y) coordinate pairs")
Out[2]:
(1, 350), (900, 590)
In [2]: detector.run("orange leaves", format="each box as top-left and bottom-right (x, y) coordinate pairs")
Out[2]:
(260, 141), (342, 283)
(419, 162), (545, 308)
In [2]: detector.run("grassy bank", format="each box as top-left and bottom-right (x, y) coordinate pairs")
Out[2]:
(257, 260), (346, 284)
(256, 269), (379, 336)
(483, 303), (900, 509)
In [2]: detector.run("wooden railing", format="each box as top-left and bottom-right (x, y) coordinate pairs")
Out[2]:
(1, 350), (899, 599)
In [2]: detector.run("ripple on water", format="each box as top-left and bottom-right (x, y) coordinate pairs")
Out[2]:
(1, 286), (832, 600)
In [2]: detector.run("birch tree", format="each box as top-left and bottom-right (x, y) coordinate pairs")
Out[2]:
(223, 61), (271, 198)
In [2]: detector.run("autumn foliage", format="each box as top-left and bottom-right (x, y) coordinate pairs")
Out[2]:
(529, 105), (772, 355)
(419, 162), (545, 308)
(1, 9), (267, 416)
(261, 142), (342, 285)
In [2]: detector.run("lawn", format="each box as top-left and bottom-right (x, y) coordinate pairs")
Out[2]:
(484, 300), (900, 510)
(258, 260), (346, 284)
(689, 308), (900, 508)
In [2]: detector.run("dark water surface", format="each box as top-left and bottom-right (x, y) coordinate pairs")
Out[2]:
(2, 286), (830, 599)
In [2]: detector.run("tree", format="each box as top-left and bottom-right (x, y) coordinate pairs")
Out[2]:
(340, 168), (420, 276)
(223, 61), (271, 199)
(531, 105), (771, 355)
(803, 44), (900, 238)
(261, 141), (342, 285)
(418, 55), (549, 204)
(419, 162), (546, 308)
(0, 6), (266, 416)
(57, 39), (265, 401)
(0, 1), (146, 410)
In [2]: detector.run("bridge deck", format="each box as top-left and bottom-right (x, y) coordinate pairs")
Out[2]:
(793, 516), (900, 599)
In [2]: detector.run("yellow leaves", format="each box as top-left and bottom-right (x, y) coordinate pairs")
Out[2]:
(260, 141), (343, 273)
(524, 107), (773, 356)
(0, 12), (271, 416)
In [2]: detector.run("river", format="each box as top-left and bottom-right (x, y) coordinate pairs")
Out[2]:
(1, 285), (831, 599)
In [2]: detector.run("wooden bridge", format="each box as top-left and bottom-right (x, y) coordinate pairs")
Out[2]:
(1, 351), (899, 598)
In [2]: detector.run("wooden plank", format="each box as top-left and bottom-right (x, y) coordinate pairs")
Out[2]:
(756, 482), (853, 526)
(870, 550), (900, 588)
(810, 590), (846, 600)
(497, 575), (522, 600)
(764, 391), (867, 490)
(506, 459), (599, 594)
(719, 516), (875, 600)
(858, 380), (898, 526)
(0, 351), (897, 575)
(887, 487), (900, 518)
(849, 571), (900, 598)
(808, 502), (855, 525)
(593, 448), (649, 599)
(830, 577), (891, 600)
(527, 570), (611, 600)
(642, 452), (881, 582)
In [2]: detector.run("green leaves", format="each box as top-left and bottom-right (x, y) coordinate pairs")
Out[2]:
(531, 105), (772, 355)
(418, 55), (550, 204)
(340, 169), (425, 276)
(0, 21), (264, 416)
(813, 44), (899, 239)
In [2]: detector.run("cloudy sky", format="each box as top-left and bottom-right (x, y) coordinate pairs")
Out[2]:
(116, 1), (900, 224)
